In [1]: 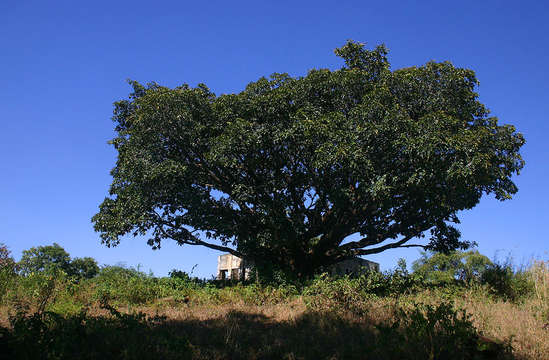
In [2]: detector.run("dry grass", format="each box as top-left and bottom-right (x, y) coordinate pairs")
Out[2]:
(137, 290), (548, 360)
(1, 260), (547, 359)
(119, 302), (378, 360)
(458, 260), (549, 360)
(1, 290), (547, 359)
(463, 298), (548, 360)
(530, 260), (549, 303)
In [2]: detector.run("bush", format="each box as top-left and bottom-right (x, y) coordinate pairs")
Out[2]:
(303, 260), (427, 313)
(481, 261), (534, 302)
(70, 257), (99, 279)
(528, 260), (548, 302)
(0, 307), (190, 360)
(374, 302), (513, 360)
(358, 259), (425, 297)
(237, 283), (299, 305)
(303, 274), (368, 314)
(0, 268), (16, 305)
(0, 244), (17, 304)
(6, 272), (69, 314)
(412, 250), (493, 285)
(94, 265), (168, 305)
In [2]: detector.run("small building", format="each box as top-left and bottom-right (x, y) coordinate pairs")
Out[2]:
(217, 253), (251, 280)
(216, 254), (379, 280)
(328, 257), (379, 276)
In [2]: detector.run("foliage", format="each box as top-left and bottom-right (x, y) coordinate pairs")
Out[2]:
(374, 302), (513, 360)
(0, 308), (190, 360)
(528, 260), (548, 303)
(18, 243), (71, 276)
(168, 267), (206, 286)
(0, 244), (17, 304)
(412, 250), (493, 284)
(303, 274), (369, 315)
(168, 269), (193, 281)
(481, 260), (534, 302)
(94, 265), (168, 305)
(359, 259), (426, 297)
(0, 243), (16, 270)
(1, 254), (546, 359)
(93, 40), (524, 277)
(248, 262), (299, 286)
(70, 257), (99, 279)
(17, 243), (99, 280)
(6, 271), (67, 314)
(303, 261), (425, 313)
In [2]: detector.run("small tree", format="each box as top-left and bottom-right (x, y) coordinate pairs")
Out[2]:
(70, 257), (99, 279)
(412, 250), (492, 284)
(0, 243), (17, 302)
(93, 40), (525, 278)
(18, 243), (72, 275)
(18, 243), (99, 279)
(0, 243), (16, 271)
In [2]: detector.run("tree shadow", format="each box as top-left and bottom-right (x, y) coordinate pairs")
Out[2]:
(170, 310), (376, 360)
(0, 309), (516, 360)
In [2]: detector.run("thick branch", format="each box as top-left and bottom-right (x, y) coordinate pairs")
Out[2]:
(351, 234), (421, 256)
(155, 213), (244, 258)
(184, 238), (244, 258)
(341, 219), (435, 251)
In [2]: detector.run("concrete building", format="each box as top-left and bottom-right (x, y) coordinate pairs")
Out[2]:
(216, 254), (379, 280)
(216, 253), (251, 280)
(327, 257), (379, 276)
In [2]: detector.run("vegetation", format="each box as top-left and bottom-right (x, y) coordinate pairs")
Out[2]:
(412, 250), (493, 284)
(92, 40), (524, 277)
(1, 244), (547, 359)
(18, 243), (99, 279)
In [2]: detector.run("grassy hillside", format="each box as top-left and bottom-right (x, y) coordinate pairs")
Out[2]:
(0, 257), (547, 359)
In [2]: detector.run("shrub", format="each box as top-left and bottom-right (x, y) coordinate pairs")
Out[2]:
(374, 302), (513, 359)
(528, 260), (548, 302)
(412, 250), (493, 285)
(303, 261), (428, 313)
(93, 265), (168, 305)
(358, 263), (425, 297)
(481, 261), (534, 302)
(70, 257), (99, 279)
(17, 243), (72, 276)
(0, 307), (190, 359)
(0, 243), (17, 304)
(7, 272), (69, 314)
(303, 274), (368, 314)
(235, 283), (299, 305)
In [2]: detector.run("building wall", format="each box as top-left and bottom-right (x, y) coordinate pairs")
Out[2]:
(329, 258), (379, 276)
(217, 254), (249, 280)
(216, 254), (379, 280)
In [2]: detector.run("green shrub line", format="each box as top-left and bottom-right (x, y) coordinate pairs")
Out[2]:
(1, 256), (546, 311)
(0, 306), (191, 360)
(0, 243), (546, 359)
(0, 292), (514, 360)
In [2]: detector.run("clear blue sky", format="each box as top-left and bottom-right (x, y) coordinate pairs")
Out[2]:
(1, 0), (547, 278)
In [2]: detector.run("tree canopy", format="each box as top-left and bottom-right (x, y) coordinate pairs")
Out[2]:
(93, 40), (524, 277)
(18, 243), (99, 279)
(18, 243), (71, 275)
(412, 250), (493, 284)
(0, 243), (16, 272)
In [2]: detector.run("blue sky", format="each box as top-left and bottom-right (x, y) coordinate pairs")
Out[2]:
(1, 0), (547, 278)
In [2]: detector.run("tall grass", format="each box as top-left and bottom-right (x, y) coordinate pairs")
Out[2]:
(529, 260), (548, 303)
(0, 260), (547, 359)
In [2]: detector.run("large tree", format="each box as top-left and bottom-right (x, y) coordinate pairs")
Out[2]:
(92, 41), (524, 277)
